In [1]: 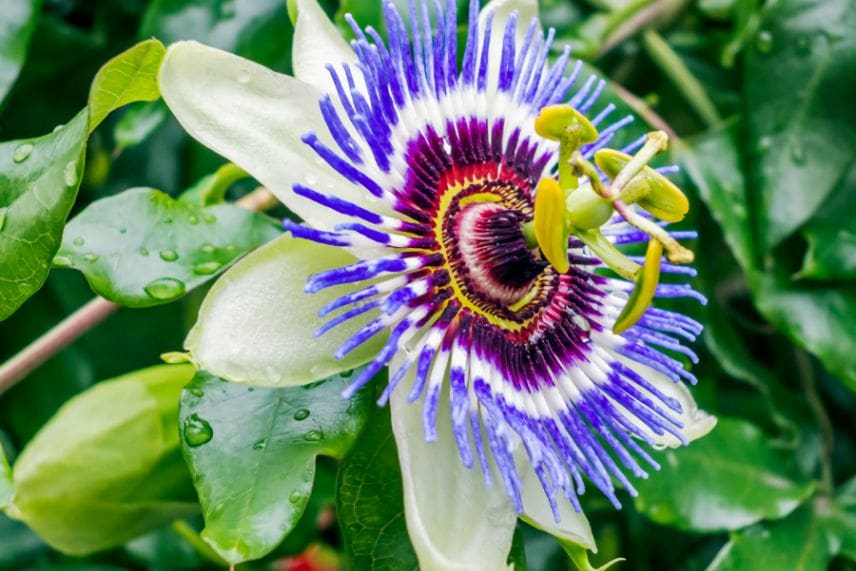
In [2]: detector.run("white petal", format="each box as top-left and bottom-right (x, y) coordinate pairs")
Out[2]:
(618, 356), (717, 447)
(157, 41), (372, 234)
(390, 357), (517, 571)
(479, 0), (541, 93)
(185, 235), (384, 387)
(519, 467), (596, 552)
(291, 0), (356, 93)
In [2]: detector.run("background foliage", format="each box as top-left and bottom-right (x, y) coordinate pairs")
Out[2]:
(1, 0), (855, 570)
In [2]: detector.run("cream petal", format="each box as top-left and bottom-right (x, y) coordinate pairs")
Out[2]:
(390, 358), (517, 571)
(519, 466), (597, 552)
(291, 0), (356, 93)
(157, 41), (374, 234)
(479, 0), (541, 92)
(185, 235), (384, 387)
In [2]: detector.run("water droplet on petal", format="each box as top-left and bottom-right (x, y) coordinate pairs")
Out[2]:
(304, 174), (317, 185)
(63, 161), (78, 186)
(144, 277), (186, 300)
(253, 439), (267, 450)
(159, 249), (179, 262)
(53, 255), (72, 267)
(13, 144), (33, 163)
(237, 68), (251, 84)
(294, 409), (310, 421)
(183, 414), (213, 447)
(304, 430), (323, 442)
(193, 261), (222, 275)
(755, 30), (773, 53)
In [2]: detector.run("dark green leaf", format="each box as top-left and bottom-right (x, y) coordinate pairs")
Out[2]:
(0, 514), (46, 568)
(706, 503), (832, 571)
(123, 525), (203, 570)
(0, 109), (88, 320)
(0, 0), (39, 106)
(338, 404), (418, 571)
(633, 418), (814, 532)
(798, 164), (856, 280)
(9, 364), (198, 555)
(745, 0), (856, 249)
(56, 187), (281, 307)
(508, 527), (527, 570)
(87, 39), (166, 132)
(179, 370), (373, 564)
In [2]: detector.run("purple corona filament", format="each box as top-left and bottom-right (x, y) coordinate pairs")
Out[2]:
(286, 0), (705, 518)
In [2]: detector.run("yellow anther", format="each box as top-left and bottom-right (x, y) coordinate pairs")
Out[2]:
(594, 148), (689, 222)
(613, 239), (663, 334)
(534, 178), (570, 274)
(534, 105), (599, 144)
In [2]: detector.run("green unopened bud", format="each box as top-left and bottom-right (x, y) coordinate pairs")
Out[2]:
(534, 105), (599, 144)
(566, 183), (614, 230)
(613, 239), (663, 334)
(534, 178), (571, 273)
(595, 149), (689, 222)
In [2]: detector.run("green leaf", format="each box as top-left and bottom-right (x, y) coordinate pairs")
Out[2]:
(706, 503), (838, 571)
(0, 0), (40, 106)
(56, 187), (281, 307)
(677, 121), (753, 270)
(9, 364), (198, 555)
(179, 369), (373, 564)
(337, 404), (419, 571)
(0, 109), (88, 321)
(87, 39), (166, 132)
(185, 235), (386, 387)
(745, 0), (856, 249)
(0, 440), (11, 510)
(798, 164), (856, 280)
(633, 418), (814, 532)
(113, 100), (169, 151)
(508, 527), (527, 570)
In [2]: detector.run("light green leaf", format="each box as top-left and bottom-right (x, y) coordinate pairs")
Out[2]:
(177, 162), (249, 207)
(633, 418), (814, 532)
(0, 0), (40, 106)
(113, 100), (169, 151)
(87, 39), (166, 132)
(0, 109), (88, 321)
(9, 365), (197, 555)
(0, 440), (11, 510)
(338, 404), (419, 571)
(56, 187), (280, 307)
(179, 370), (373, 564)
(185, 234), (385, 387)
(560, 540), (623, 571)
(745, 0), (856, 249)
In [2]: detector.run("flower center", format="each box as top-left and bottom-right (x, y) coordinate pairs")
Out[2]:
(455, 202), (547, 307)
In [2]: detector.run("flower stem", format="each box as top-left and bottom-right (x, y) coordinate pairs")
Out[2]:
(0, 186), (277, 396)
(641, 29), (721, 128)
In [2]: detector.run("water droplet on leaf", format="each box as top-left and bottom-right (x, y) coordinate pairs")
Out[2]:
(253, 439), (267, 450)
(53, 255), (72, 267)
(144, 277), (186, 301)
(188, 214), (199, 225)
(183, 414), (213, 447)
(189, 387), (204, 397)
(200, 243), (216, 254)
(203, 214), (217, 224)
(159, 249), (179, 262)
(139, 247), (150, 256)
(82, 253), (98, 263)
(72, 237), (84, 247)
(790, 145), (806, 164)
(304, 430), (323, 442)
(294, 409), (310, 421)
(289, 491), (303, 504)
(193, 261), (222, 275)
(13, 144), (33, 163)
(119, 227), (127, 234)
(63, 161), (78, 186)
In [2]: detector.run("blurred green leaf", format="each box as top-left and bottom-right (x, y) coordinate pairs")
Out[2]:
(179, 370), (373, 564)
(113, 100), (170, 152)
(0, 0), (40, 106)
(87, 39), (166, 132)
(634, 418), (814, 532)
(0, 109), (88, 320)
(178, 162), (249, 207)
(56, 187), (280, 307)
(0, 514), (46, 568)
(139, 0), (294, 73)
(337, 404), (418, 571)
(0, 440), (11, 509)
(9, 364), (198, 555)
(123, 525), (203, 570)
(798, 164), (856, 280)
(745, 0), (856, 249)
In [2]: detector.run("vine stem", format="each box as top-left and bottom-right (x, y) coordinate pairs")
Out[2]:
(794, 348), (835, 495)
(0, 186), (276, 396)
